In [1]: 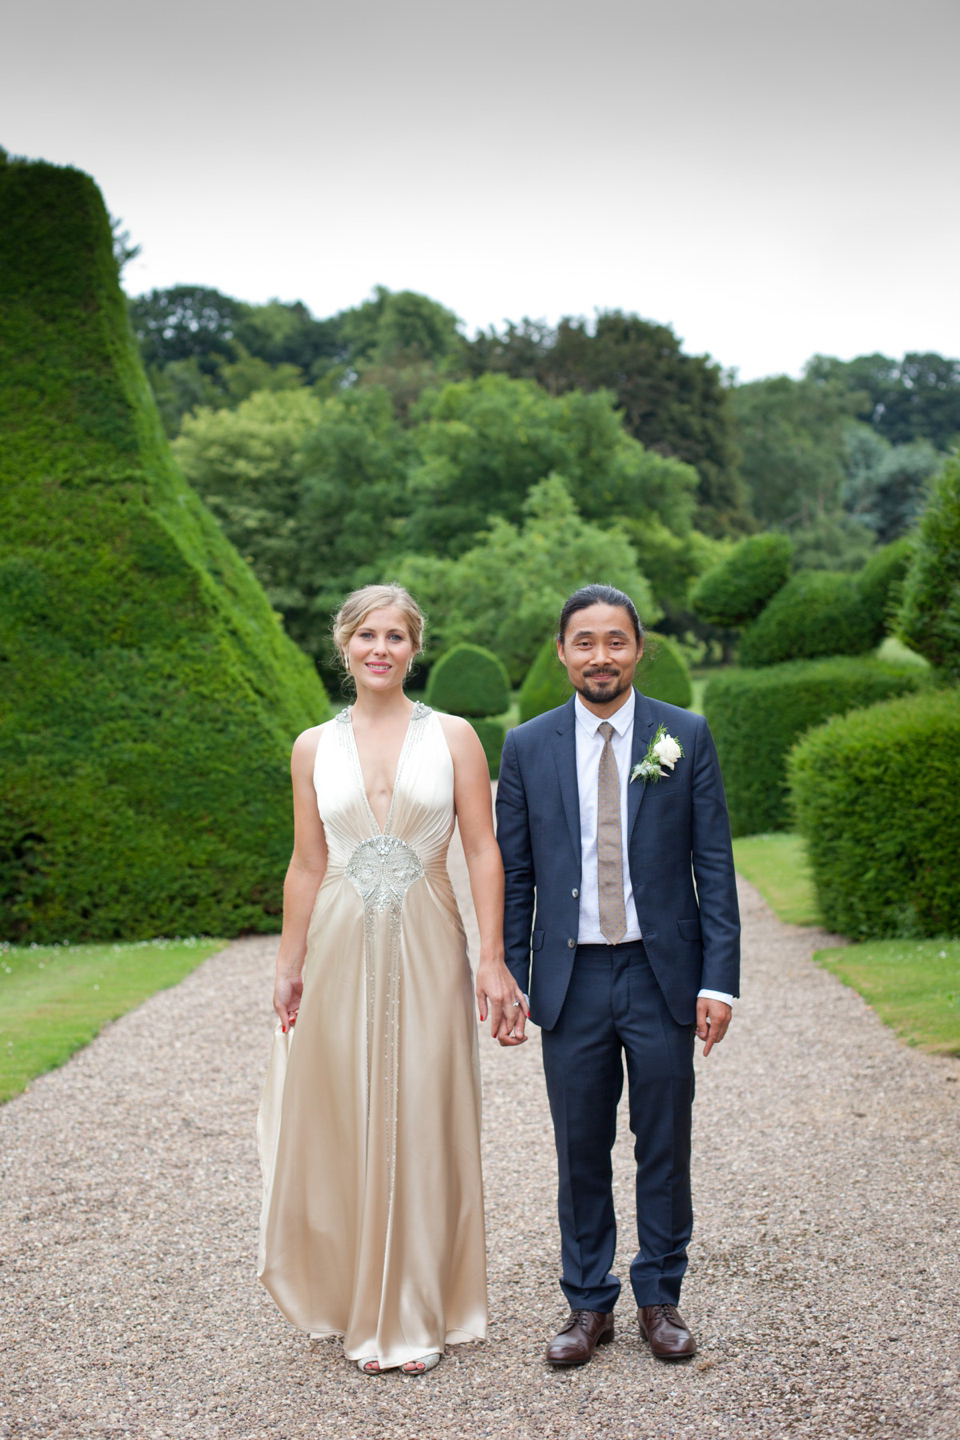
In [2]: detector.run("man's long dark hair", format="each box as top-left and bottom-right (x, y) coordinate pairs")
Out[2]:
(557, 585), (643, 644)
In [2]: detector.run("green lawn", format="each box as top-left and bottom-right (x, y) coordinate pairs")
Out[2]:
(815, 938), (960, 1055)
(731, 831), (821, 925)
(0, 936), (224, 1103)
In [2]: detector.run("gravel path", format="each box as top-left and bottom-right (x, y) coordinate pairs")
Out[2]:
(2, 831), (959, 1440)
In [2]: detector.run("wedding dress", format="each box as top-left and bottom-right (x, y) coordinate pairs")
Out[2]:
(257, 702), (487, 1368)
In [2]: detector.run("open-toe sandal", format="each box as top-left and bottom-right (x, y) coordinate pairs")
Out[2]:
(401, 1352), (441, 1374)
(357, 1357), (383, 1374)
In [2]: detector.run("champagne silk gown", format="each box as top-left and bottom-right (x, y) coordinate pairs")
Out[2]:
(257, 702), (487, 1368)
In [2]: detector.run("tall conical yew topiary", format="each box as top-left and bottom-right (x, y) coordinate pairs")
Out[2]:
(0, 155), (330, 942)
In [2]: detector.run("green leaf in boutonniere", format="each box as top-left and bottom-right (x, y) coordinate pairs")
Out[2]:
(630, 724), (684, 784)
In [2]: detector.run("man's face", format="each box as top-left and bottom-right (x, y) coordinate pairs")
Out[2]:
(558, 602), (641, 707)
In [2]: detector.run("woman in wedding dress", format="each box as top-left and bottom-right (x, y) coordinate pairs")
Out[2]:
(258, 584), (527, 1375)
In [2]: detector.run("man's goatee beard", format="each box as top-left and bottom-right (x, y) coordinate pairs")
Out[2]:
(579, 672), (631, 704)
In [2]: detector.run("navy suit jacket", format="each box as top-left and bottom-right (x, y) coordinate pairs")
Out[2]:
(495, 689), (741, 1031)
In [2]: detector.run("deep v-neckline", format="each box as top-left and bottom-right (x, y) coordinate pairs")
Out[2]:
(341, 702), (427, 836)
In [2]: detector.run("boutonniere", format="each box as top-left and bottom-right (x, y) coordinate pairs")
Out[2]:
(631, 724), (685, 783)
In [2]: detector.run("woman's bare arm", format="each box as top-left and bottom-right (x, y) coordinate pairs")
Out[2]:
(440, 715), (528, 1045)
(273, 727), (328, 1030)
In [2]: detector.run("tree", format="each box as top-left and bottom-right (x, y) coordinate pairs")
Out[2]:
(807, 351), (960, 451)
(397, 475), (659, 684)
(465, 310), (749, 537)
(173, 387), (410, 670)
(338, 285), (464, 368)
(730, 374), (864, 528)
(404, 374), (698, 557)
(841, 423), (942, 544)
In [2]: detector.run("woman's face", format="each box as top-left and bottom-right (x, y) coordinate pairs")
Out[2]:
(346, 606), (416, 694)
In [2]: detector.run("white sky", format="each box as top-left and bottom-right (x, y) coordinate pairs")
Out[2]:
(3, 0), (958, 379)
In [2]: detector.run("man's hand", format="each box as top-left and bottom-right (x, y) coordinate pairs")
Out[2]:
(696, 997), (731, 1057)
(475, 957), (528, 1046)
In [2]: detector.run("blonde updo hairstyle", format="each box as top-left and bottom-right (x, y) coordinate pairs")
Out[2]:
(332, 583), (426, 688)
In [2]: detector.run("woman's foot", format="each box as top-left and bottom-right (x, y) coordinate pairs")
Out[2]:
(357, 1357), (382, 1374)
(401, 1352), (442, 1374)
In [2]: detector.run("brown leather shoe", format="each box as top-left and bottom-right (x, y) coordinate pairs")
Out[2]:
(637, 1303), (696, 1359)
(545, 1308), (615, 1366)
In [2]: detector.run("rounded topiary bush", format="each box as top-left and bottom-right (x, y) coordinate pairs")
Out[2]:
(789, 688), (960, 938)
(425, 643), (511, 719)
(704, 658), (926, 836)
(737, 570), (873, 667)
(898, 454), (960, 682)
(857, 536), (915, 647)
(518, 635), (574, 722)
(636, 632), (692, 708)
(690, 533), (792, 628)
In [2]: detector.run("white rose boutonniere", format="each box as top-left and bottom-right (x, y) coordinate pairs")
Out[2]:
(630, 724), (685, 784)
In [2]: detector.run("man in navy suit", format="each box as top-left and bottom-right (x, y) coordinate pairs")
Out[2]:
(496, 584), (740, 1367)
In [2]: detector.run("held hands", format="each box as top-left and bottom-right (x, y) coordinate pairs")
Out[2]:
(696, 996), (732, 1057)
(475, 955), (529, 1046)
(274, 974), (303, 1033)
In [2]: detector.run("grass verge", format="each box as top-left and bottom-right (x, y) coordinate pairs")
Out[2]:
(814, 938), (960, 1055)
(0, 936), (224, 1104)
(731, 831), (821, 926)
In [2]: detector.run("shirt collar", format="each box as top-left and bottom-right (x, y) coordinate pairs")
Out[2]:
(574, 688), (636, 739)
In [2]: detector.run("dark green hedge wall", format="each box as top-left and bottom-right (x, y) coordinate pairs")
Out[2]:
(704, 658), (925, 836)
(425, 643), (511, 718)
(857, 536), (914, 647)
(470, 718), (507, 780)
(690, 533), (792, 628)
(737, 570), (874, 667)
(898, 456), (960, 682)
(636, 632), (692, 708)
(0, 157), (330, 942)
(789, 689), (960, 938)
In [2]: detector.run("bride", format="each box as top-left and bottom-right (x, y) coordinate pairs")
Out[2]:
(257, 584), (527, 1374)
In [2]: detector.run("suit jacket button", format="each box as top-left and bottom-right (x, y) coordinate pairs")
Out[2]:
(572, 888), (579, 898)
(567, 938), (575, 948)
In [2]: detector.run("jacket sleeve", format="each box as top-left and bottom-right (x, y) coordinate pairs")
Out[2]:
(690, 715), (741, 997)
(495, 728), (536, 994)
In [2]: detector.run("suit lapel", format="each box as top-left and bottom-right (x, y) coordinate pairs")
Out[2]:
(552, 697), (582, 860)
(628, 688), (658, 840)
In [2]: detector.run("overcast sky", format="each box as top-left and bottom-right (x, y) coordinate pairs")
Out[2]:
(3, 0), (957, 379)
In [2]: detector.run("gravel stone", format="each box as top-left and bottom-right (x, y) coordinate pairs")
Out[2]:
(1, 823), (958, 1439)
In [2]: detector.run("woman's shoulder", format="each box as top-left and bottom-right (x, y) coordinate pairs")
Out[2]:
(433, 711), (476, 747)
(291, 717), (337, 765)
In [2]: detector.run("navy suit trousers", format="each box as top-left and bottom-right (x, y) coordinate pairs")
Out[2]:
(540, 940), (696, 1313)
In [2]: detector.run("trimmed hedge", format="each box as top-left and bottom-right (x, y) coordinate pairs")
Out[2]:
(690, 533), (792, 627)
(0, 157), (330, 942)
(470, 717), (507, 780)
(704, 658), (925, 836)
(738, 570), (874, 667)
(857, 536), (914, 647)
(898, 455), (960, 682)
(425, 643), (511, 718)
(518, 636), (574, 722)
(636, 632), (692, 708)
(789, 688), (960, 938)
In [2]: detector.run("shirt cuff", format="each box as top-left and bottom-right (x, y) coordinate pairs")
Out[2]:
(697, 988), (734, 1006)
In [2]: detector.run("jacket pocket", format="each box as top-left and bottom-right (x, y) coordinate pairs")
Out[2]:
(531, 929), (545, 951)
(677, 917), (702, 941)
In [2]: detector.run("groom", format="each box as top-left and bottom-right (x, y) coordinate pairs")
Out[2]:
(496, 584), (740, 1366)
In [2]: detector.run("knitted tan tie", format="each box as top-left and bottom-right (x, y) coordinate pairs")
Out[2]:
(597, 721), (626, 944)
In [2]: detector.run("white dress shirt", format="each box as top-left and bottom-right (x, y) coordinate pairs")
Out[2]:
(573, 691), (733, 1008)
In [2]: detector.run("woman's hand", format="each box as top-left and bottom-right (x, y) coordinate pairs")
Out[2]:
(475, 955), (528, 1046)
(274, 974), (303, 1032)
